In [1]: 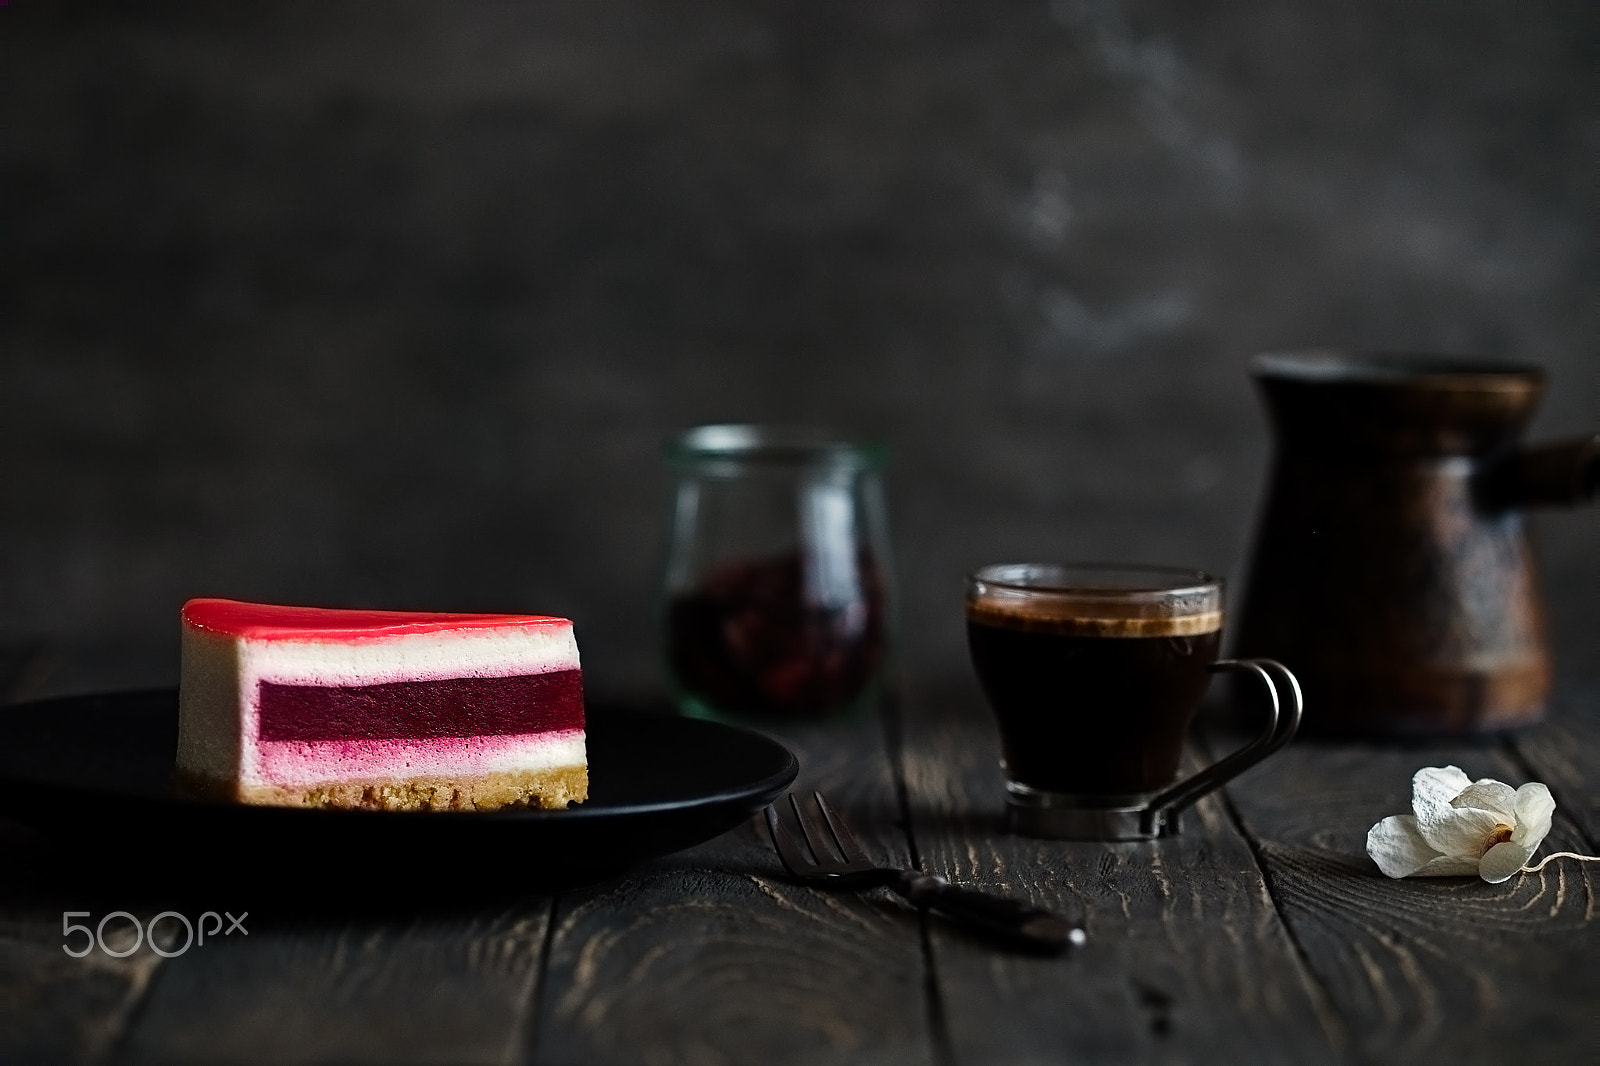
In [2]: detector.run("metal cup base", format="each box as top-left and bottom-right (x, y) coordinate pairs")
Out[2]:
(1005, 794), (1181, 841)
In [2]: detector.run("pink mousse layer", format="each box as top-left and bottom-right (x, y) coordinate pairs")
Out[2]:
(253, 730), (586, 783)
(184, 598), (570, 642)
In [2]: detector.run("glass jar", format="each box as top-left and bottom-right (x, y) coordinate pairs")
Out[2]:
(661, 425), (895, 722)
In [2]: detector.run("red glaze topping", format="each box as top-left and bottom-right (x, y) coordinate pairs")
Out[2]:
(183, 598), (570, 642)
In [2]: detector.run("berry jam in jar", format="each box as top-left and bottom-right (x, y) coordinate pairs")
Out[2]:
(661, 426), (895, 721)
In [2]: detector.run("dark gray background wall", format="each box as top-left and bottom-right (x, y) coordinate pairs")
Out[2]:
(3, 1), (1594, 698)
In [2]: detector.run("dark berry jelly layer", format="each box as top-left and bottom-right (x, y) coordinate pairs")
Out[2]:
(257, 669), (584, 742)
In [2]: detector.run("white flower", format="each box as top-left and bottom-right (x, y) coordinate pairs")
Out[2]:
(1366, 765), (1555, 884)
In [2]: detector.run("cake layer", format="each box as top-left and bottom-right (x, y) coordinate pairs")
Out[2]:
(258, 671), (584, 742)
(181, 763), (589, 812)
(254, 731), (585, 783)
(182, 599), (580, 688)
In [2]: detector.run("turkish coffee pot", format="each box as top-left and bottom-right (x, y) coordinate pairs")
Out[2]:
(1235, 351), (1597, 738)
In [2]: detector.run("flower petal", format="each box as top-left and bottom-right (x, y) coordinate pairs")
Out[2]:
(1412, 853), (1484, 877)
(1479, 841), (1534, 883)
(1451, 779), (1516, 821)
(1416, 802), (1501, 858)
(1368, 815), (1445, 878)
(1411, 765), (1473, 822)
(1511, 782), (1555, 848)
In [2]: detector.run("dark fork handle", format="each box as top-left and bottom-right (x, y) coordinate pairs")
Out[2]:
(897, 872), (1081, 953)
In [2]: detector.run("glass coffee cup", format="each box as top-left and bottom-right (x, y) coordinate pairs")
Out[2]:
(966, 564), (1301, 840)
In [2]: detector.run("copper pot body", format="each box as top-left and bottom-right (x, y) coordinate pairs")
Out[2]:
(1236, 352), (1598, 738)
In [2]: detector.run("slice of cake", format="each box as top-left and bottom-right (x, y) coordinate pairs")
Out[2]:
(177, 598), (587, 811)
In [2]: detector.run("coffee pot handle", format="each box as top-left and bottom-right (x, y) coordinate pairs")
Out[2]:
(1139, 659), (1303, 837)
(1479, 434), (1600, 509)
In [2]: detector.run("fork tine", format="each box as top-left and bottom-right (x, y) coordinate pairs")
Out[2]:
(765, 803), (813, 874)
(811, 791), (867, 863)
(790, 792), (841, 865)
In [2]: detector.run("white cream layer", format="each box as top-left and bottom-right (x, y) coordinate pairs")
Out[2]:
(238, 624), (580, 685)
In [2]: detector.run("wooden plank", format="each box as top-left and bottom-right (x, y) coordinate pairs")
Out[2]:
(900, 689), (1351, 1065)
(1223, 735), (1599, 1064)
(0, 898), (163, 1065)
(1509, 680), (1600, 845)
(120, 903), (551, 1065)
(531, 709), (936, 1066)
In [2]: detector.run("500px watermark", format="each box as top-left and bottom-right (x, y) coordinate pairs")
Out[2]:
(62, 910), (248, 958)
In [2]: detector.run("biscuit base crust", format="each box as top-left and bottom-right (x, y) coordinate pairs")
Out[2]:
(178, 764), (589, 812)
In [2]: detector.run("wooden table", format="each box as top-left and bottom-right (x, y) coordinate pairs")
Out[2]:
(2, 647), (1595, 1065)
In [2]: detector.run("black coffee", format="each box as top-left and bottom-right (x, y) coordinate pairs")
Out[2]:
(967, 614), (1220, 796)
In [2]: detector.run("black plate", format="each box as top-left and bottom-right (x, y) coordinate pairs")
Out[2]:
(0, 690), (797, 893)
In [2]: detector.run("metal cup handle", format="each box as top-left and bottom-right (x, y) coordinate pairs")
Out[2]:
(1139, 658), (1303, 837)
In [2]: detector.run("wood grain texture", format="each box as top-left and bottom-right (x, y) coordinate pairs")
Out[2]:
(899, 689), (1349, 1065)
(1509, 679), (1600, 845)
(120, 904), (552, 1065)
(532, 709), (936, 1066)
(0, 902), (162, 1065)
(1223, 735), (1599, 1064)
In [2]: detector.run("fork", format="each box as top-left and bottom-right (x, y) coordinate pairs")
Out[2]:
(765, 791), (1086, 953)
